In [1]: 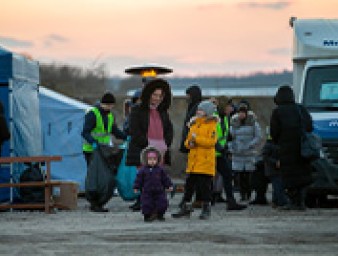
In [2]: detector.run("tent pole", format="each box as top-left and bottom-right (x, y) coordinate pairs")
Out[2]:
(8, 79), (13, 210)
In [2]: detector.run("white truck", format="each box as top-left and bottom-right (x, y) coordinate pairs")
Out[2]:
(290, 17), (338, 200)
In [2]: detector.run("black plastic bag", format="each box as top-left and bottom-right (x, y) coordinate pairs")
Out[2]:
(310, 158), (338, 189)
(297, 105), (321, 161)
(19, 163), (45, 203)
(85, 145), (123, 206)
(300, 132), (321, 160)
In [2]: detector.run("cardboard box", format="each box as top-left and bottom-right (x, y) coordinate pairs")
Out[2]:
(53, 181), (79, 210)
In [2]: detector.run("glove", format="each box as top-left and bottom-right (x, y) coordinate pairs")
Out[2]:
(92, 142), (98, 150)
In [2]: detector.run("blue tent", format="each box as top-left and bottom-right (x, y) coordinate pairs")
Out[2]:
(39, 87), (89, 191)
(0, 46), (42, 201)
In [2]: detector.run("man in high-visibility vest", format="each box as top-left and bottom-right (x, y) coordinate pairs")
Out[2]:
(82, 92), (126, 212)
(82, 92), (126, 164)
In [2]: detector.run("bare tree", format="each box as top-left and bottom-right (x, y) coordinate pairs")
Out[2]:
(39, 63), (108, 104)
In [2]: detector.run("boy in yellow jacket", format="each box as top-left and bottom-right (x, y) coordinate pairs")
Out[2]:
(172, 100), (218, 220)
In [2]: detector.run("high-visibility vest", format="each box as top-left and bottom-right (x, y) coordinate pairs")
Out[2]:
(82, 107), (114, 152)
(215, 113), (229, 157)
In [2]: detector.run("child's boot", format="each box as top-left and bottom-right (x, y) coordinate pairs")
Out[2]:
(199, 202), (211, 220)
(157, 213), (166, 221)
(144, 213), (157, 222)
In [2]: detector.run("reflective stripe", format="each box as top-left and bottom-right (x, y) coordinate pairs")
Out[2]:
(215, 113), (229, 156)
(91, 132), (111, 137)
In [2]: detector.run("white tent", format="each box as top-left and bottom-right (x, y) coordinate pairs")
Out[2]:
(39, 87), (90, 191)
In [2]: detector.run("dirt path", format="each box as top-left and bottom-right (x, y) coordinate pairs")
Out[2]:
(1, 196), (338, 255)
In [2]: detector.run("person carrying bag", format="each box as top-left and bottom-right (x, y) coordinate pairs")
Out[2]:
(296, 105), (321, 161)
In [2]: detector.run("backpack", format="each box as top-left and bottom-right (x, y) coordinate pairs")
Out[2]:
(19, 163), (45, 203)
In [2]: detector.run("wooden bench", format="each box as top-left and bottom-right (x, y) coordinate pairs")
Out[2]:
(0, 156), (62, 213)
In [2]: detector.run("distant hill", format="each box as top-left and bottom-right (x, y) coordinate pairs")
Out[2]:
(107, 70), (292, 95)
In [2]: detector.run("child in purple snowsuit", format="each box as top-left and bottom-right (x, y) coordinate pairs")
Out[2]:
(133, 146), (173, 222)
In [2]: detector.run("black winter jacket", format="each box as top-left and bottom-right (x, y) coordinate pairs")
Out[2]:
(179, 85), (202, 153)
(270, 86), (313, 188)
(126, 79), (173, 166)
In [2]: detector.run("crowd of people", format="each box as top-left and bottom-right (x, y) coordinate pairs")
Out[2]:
(81, 78), (315, 221)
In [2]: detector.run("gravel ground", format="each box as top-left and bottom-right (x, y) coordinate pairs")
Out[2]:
(1, 191), (338, 256)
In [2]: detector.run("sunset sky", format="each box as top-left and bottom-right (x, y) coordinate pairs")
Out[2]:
(1, 0), (337, 77)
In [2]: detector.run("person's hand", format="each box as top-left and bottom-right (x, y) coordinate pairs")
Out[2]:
(188, 140), (196, 148)
(187, 116), (197, 127)
(134, 189), (139, 193)
(166, 186), (173, 192)
(189, 133), (197, 147)
(92, 142), (98, 150)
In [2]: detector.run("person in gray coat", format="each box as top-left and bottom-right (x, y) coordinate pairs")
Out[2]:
(229, 102), (262, 201)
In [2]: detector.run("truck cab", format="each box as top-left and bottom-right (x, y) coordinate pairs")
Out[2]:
(290, 18), (338, 202)
(301, 59), (338, 165)
(291, 18), (338, 166)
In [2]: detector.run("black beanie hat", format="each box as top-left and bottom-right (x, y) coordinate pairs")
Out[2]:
(101, 92), (116, 104)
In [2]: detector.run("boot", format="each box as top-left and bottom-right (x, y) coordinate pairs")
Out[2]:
(90, 204), (109, 213)
(157, 213), (166, 221)
(279, 202), (298, 211)
(199, 203), (211, 220)
(249, 196), (268, 205)
(129, 198), (141, 212)
(279, 194), (300, 211)
(172, 203), (193, 218)
(280, 189), (306, 211)
(226, 198), (247, 211)
(144, 213), (157, 222)
(192, 200), (203, 209)
(215, 193), (227, 203)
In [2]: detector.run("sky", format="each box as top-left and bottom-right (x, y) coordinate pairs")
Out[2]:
(1, 0), (337, 77)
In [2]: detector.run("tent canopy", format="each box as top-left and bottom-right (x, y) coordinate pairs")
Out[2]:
(0, 46), (42, 201)
(39, 87), (90, 191)
(0, 46), (39, 84)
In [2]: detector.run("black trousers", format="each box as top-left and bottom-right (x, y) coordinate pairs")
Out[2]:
(237, 172), (252, 200)
(84, 152), (103, 208)
(251, 160), (269, 200)
(84, 152), (92, 167)
(183, 174), (213, 203)
(216, 156), (236, 201)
